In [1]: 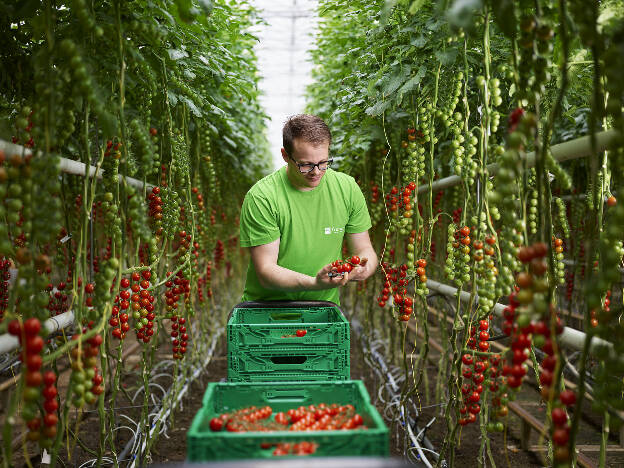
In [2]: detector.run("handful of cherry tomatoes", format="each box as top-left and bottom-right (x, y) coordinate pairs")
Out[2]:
(328, 255), (362, 277)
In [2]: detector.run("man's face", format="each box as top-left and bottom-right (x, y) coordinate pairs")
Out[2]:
(282, 139), (330, 190)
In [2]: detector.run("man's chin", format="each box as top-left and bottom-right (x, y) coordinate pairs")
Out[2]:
(306, 176), (322, 186)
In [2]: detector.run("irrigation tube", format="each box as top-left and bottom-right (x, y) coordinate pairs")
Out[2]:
(126, 327), (223, 467)
(417, 129), (619, 194)
(0, 310), (75, 354)
(426, 279), (615, 355)
(0, 138), (150, 190)
(351, 318), (439, 468)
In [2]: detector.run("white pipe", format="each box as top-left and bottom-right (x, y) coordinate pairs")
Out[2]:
(0, 310), (75, 354)
(0, 139), (151, 190)
(426, 279), (614, 355)
(418, 129), (619, 194)
(562, 258), (624, 274)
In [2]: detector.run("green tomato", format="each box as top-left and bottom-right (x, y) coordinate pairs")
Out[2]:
(24, 387), (40, 402)
(73, 397), (85, 408)
(84, 391), (96, 405)
(533, 334), (546, 349)
(22, 402), (39, 421)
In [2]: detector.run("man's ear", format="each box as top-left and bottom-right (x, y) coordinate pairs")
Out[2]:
(280, 147), (289, 164)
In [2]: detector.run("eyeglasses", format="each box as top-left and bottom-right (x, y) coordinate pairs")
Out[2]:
(288, 155), (333, 174)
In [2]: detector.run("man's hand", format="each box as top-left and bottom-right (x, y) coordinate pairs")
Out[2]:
(315, 263), (350, 289)
(346, 257), (370, 282)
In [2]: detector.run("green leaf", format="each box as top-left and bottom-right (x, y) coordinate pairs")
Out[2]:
(197, 0), (214, 16)
(397, 65), (426, 102)
(446, 0), (483, 30)
(409, 0), (426, 14)
(435, 48), (458, 65)
(179, 96), (202, 116)
(381, 67), (412, 96)
(489, 0), (516, 38)
(222, 135), (237, 149)
(167, 90), (179, 107)
(410, 35), (427, 48)
(168, 48), (188, 60)
(174, 0), (198, 23)
(365, 99), (392, 116)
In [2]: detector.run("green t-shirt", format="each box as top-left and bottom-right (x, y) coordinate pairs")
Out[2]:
(239, 167), (372, 304)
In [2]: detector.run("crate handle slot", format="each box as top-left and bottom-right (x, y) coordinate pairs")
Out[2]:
(270, 312), (303, 321)
(266, 390), (309, 402)
(270, 356), (307, 364)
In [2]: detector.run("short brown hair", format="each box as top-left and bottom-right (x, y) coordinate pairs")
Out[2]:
(282, 114), (331, 155)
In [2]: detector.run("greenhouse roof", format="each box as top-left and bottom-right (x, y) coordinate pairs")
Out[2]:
(251, 0), (318, 169)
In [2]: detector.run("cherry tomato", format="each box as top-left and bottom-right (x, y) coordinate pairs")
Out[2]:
(210, 417), (224, 431)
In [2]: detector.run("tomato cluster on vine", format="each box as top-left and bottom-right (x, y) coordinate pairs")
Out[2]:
(69, 330), (104, 408)
(8, 318), (60, 446)
(459, 320), (491, 426)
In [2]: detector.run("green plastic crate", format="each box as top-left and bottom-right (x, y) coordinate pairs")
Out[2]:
(228, 347), (350, 382)
(227, 306), (349, 349)
(187, 380), (389, 461)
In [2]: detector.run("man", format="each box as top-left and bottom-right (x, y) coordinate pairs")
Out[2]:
(239, 114), (378, 304)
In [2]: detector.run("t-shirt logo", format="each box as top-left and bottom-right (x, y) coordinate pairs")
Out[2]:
(324, 227), (345, 235)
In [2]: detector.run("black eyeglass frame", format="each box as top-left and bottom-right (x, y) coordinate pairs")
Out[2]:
(288, 154), (334, 174)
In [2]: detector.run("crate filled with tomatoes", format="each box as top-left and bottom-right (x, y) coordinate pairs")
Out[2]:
(187, 380), (388, 460)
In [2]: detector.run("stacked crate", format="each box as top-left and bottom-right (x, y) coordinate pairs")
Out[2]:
(227, 303), (350, 382)
(187, 301), (389, 461)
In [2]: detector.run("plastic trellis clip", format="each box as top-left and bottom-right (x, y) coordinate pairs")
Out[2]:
(328, 271), (345, 278)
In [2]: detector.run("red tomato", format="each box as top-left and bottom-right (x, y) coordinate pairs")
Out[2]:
(551, 407), (567, 426)
(44, 413), (58, 427)
(209, 417), (224, 431)
(25, 371), (43, 387)
(43, 399), (58, 413)
(559, 390), (576, 407)
(23, 318), (41, 336)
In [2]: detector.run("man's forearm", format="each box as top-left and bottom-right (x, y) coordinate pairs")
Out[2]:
(256, 264), (323, 292)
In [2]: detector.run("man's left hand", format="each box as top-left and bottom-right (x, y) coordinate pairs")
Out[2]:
(347, 257), (370, 282)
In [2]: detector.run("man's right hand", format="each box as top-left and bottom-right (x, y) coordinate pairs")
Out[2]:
(314, 263), (349, 289)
